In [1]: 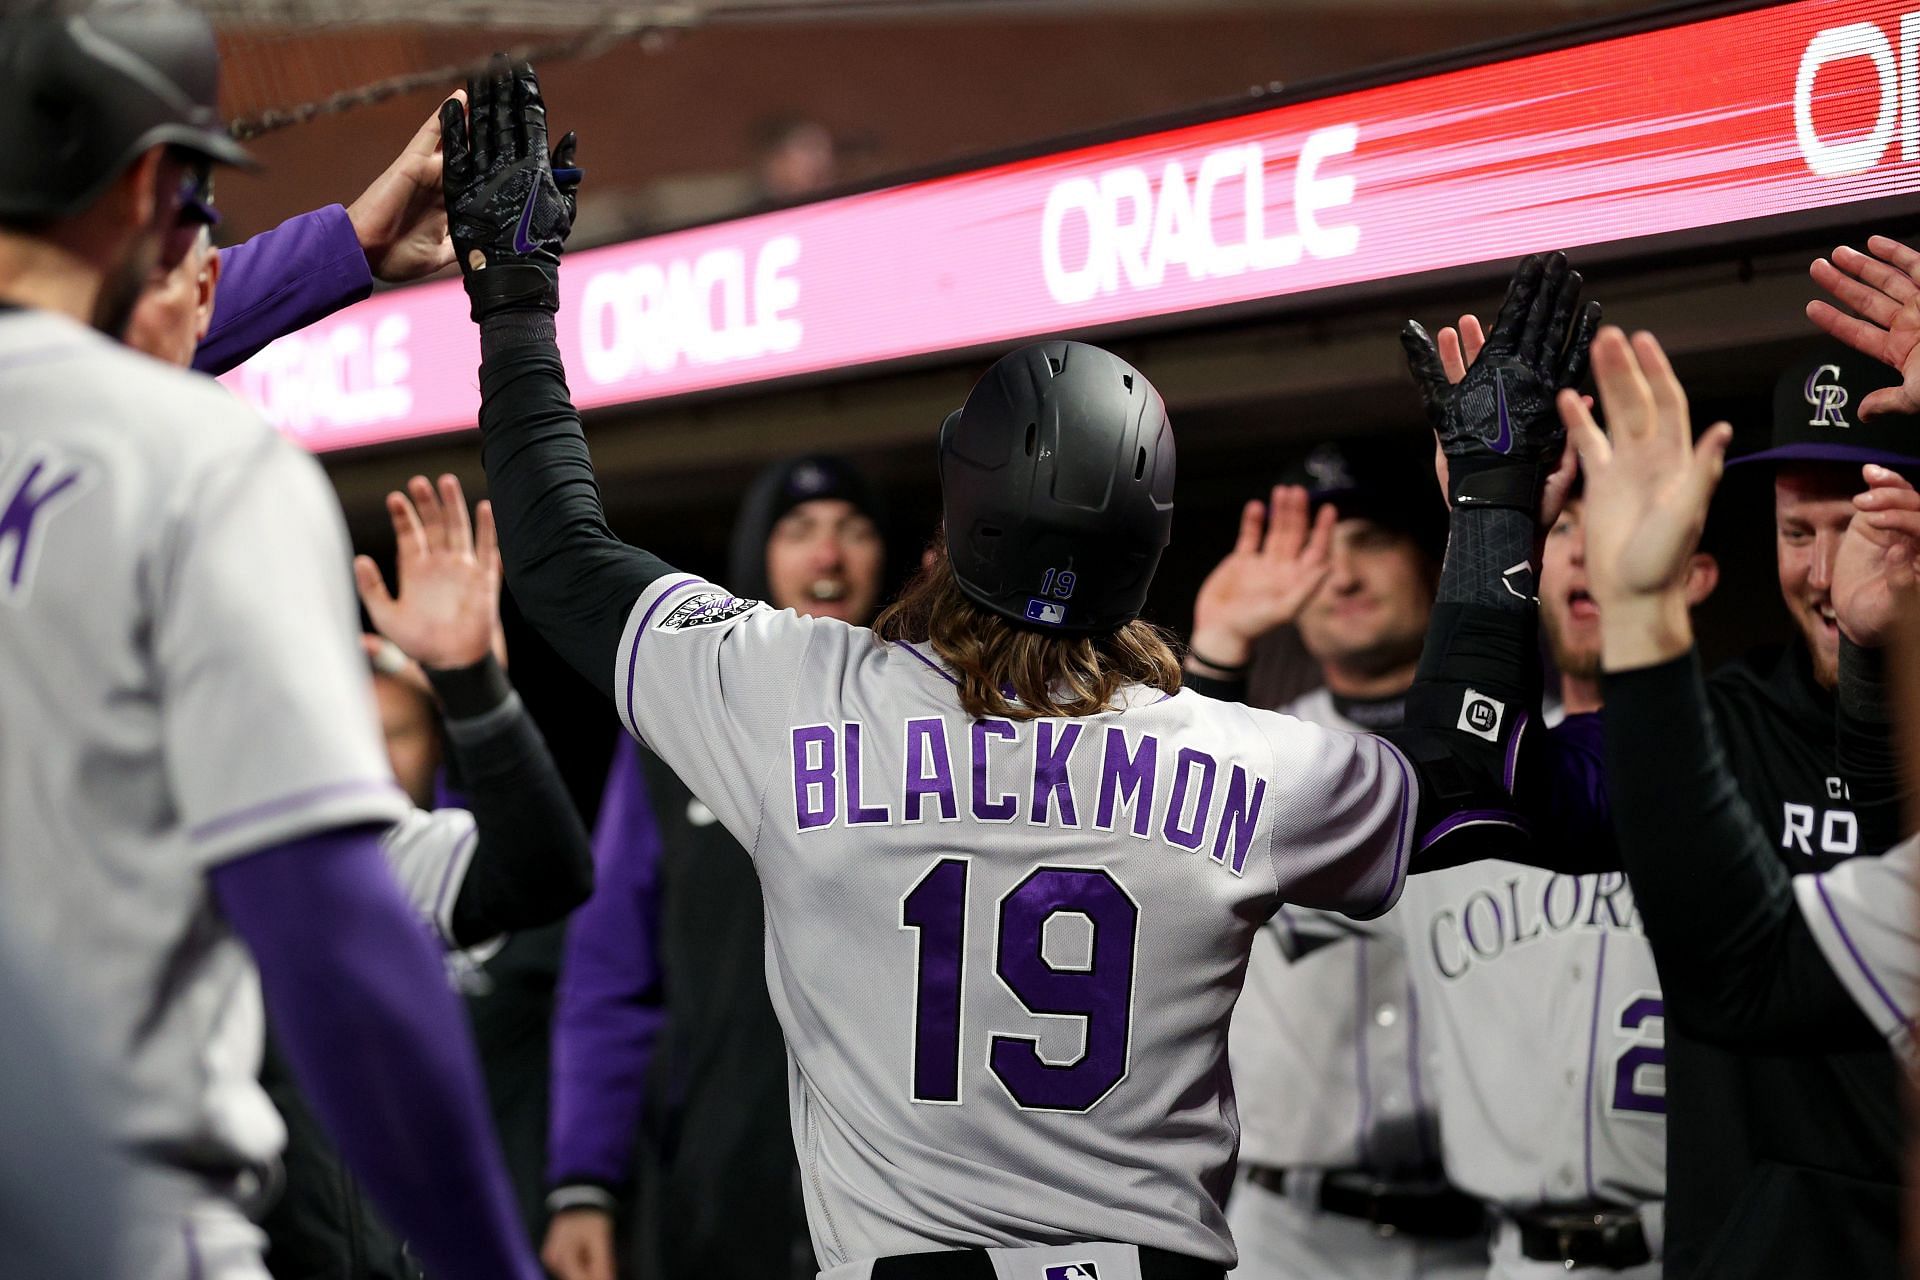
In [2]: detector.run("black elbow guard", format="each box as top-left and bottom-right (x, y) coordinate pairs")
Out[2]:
(1385, 602), (1542, 863)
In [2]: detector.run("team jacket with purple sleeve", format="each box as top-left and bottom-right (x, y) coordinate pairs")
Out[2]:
(193, 204), (372, 377)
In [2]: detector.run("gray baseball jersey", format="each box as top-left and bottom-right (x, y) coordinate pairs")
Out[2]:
(610, 574), (1419, 1270)
(1229, 688), (1441, 1174)
(1283, 721), (1666, 1213)
(1796, 833), (1919, 1065)
(0, 311), (407, 1178)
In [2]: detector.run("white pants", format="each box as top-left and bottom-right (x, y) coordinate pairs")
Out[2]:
(1485, 1215), (1661, 1280)
(1226, 1170), (1487, 1280)
(141, 1199), (271, 1280)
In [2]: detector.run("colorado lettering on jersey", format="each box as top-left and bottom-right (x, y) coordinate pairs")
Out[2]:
(789, 719), (1265, 876)
(1428, 870), (1642, 980)
(1781, 777), (1858, 859)
(0, 442), (89, 606)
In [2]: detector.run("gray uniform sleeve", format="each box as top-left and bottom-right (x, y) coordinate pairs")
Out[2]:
(1795, 835), (1920, 1063)
(1246, 708), (1417, 920)
(611, 575), (825, 847)
(379, 808), (481, 949)
(156, 435), (407, 865)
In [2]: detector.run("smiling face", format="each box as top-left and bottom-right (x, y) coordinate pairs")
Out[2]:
(764, 497), (884, 623)
(1295, 517), (1434, 681)
(1774, 466), (1862, 689)
(1541, 499), (1601, 681)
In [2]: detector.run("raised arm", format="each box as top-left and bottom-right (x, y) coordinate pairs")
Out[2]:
(356, 473), (593, 945)
(442, 63), (672, 696)
(1384, 252), (1600, 866)
(1570, 326), (1882, 1049)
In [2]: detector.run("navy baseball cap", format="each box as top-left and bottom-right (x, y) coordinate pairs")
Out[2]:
(1728, 339), (1920, 471)
(1282, 441), (1447, 554)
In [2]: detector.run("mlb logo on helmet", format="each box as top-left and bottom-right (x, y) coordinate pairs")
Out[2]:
(1803, 364), (1850, 428)
(1026, 599), (1067, 625)
(1043, 1265), (1099, 1280)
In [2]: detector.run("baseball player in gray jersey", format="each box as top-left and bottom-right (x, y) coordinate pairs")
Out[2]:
(0, 7), (543, 1278)
(447, 62), (1595, 1279)
(1183, 452), (1483, 1280)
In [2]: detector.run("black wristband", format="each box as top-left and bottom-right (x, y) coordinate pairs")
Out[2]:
(1450, 461), (1541, 513)
(423, 653), (511, 721)
(464, 261), (559, 321)
(1837, 635), (1892, 727)
(1185, 646), (1250, 675)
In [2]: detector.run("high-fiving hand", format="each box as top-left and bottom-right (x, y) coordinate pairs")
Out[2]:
(1833, 465), (1920, 649)
(353, 474), (507, 672)
(1807, 235), (1920, 421)
(441, 59), (581, 317)
(1557, 327), (1732, 669)
(1187, 485), (1337, 671)
(1403, 252), (1601, 512)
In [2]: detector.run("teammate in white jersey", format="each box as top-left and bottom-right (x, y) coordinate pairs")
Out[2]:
(446, 63), (1596, 1278)
(1184, 449), (1483, 1280)
(0, 7), (544, 1277)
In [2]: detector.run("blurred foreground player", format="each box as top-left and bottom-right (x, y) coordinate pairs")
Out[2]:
(546, 454), (889, 1280)
(0, 7), (542, 1278)
(449, 62), (1589, 1275)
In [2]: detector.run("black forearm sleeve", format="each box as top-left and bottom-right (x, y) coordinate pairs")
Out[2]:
(426, 657), (594, 948)
(476, 309), (678, 697)
(1180, 667), (1247, 704)
(1837, 637), (1904, 855)
(1603, 652), (1882, 1051)
(1386, 504), (1544, 868)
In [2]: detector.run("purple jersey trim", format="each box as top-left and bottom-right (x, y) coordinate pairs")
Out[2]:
(431, 824), (480, 936)
(622, 575), (704, 734)
(183, 1224), (203, 1280)
(894, 640), (959, 686)
(1814, 874), (1910, 1030)
(1580, 930), (1611, 1201)
(1417, 808), (1527, 853)
(1366, 743), (1416, 917)
(1404, 975), (1435, 1169)
(1502, 711), (1529, 795)
(1352, 939), (1375, 1168)
(188, 778), (401, 843)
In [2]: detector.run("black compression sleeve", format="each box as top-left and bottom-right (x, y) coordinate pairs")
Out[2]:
(430, 664), (593, 948)
(1180, 668), (1247, 703)
(1837, 637), (1904, 855)
(1602, 652), (1882, 1051)
(476, 309), (678, 697)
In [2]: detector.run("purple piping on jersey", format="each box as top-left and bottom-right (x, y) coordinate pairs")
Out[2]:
(187, 778), (401, 843)
(1273, 906), (1302, 958)
(431, 824), (480, 937)
(1814, 875), (1911, 1029)
(893, 641), (959, 687)
(1154, 691), (1174, 704)
(1365, 745), (1415, 917)
(622, 576), (703, 732)
(1580, 931), (1611, 1201)
(1353, 940), (1375, 1170)
(1405, 975), (1435, 1168)
(1417, 808), (1527, 853)
(183, 1222), (203, 1280)
(1502, 712), (1529, 795)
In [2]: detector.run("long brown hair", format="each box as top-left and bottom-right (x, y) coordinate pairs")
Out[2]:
(874, 534), (1182, 721)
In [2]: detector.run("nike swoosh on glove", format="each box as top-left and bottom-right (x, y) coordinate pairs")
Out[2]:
(1401, 251), (1601, 510)
(442, 58), (581, 318)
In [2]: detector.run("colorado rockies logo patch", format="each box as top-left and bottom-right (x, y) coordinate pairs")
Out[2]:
(655, 592), (759, 631)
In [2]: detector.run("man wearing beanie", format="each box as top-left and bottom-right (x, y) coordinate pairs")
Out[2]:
(542, 455), (889, 1280)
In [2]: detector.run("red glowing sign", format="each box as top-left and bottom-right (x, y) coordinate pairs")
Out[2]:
(225, 0), (1920, 453)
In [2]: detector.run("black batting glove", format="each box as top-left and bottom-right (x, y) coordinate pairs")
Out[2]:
(441, 59), (581, 321)
(1402, 252), (1601, 512)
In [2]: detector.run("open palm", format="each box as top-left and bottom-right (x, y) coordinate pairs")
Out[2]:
(1808, 235), (1920, 420)
(353, 473), (505, 671)
(1834, 465), (1920, 648)
(1189, 485), (1336, 665)
(1560, 328), (1731, 604)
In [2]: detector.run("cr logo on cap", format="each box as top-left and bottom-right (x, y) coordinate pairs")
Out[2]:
(1804, 364), (1851, 429)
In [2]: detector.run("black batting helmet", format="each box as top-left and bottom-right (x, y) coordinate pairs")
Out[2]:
(0, 1), (252, 224)
(939, 341), (1175, 636)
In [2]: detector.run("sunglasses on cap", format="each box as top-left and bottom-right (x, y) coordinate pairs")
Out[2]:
(157, 155), (219, 273)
